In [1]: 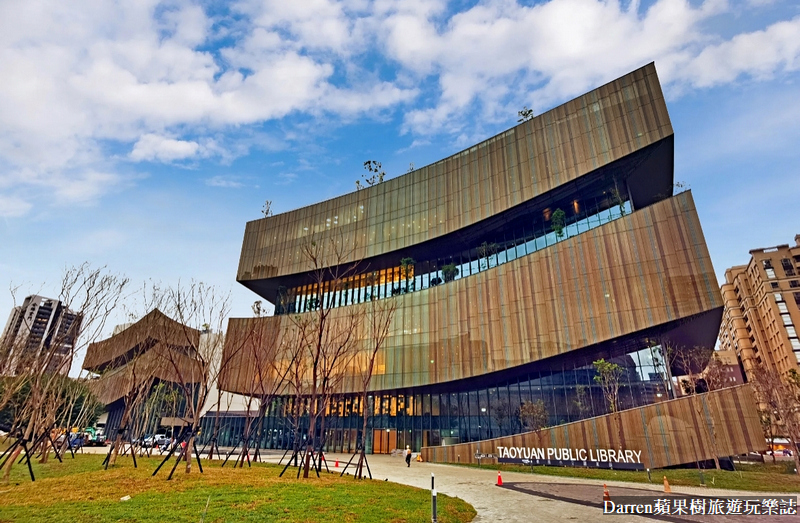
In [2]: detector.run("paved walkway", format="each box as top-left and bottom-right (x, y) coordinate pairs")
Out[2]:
(302, 452), (798, 522)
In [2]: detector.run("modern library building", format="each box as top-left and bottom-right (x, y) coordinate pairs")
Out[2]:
(208, 63), (764, 466)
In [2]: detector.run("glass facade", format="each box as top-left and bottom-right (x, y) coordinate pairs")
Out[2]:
(278, 197), (633, 315)
(199, 342), (672, 453)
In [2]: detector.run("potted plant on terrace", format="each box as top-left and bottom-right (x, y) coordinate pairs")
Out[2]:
(441, 263), (459, 283)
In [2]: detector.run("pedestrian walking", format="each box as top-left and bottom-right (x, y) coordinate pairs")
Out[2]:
(405, 445), (412, 467)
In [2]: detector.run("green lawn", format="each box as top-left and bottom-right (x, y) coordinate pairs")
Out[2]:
(465, 461), (800, 493)
(0, 454), (476, 523)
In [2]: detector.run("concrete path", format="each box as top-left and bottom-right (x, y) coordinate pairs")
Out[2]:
(310, 452), (798, 523)
(301, 452), (642, 522)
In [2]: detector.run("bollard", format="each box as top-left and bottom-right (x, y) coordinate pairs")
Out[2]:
(431, 473), (437, 523)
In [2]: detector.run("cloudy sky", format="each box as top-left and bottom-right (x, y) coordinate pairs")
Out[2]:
(2, 0), (799, 371)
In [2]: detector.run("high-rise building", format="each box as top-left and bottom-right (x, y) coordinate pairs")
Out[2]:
(208, 63), (765, 468)
(0, 295), (82, 376)
(718, 235), (800, 381)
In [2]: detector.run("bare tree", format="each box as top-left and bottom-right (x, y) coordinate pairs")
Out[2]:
(592, 359), (623, 413)
(262, 200), (274, 218)
(663, 344), (721, 470)
(519, 399), (549, 449)
(104, 358), (157, 467)
(571, 384), (592, 420)
(759, 408), (778, 464)
(750, 365), (800, 474)
(152, 281), (231, 475)
(290, 237), (365, 479)
(491, 399), (510, 436)
(1, 264), (128, 482)
(702, 351), (728, 392)
(517, 106), (534, 122)
(351, 298), (395, 478)
(227, 302), (295, 468)
(355, 160), (386, 190)
(519, 400), (548, 432)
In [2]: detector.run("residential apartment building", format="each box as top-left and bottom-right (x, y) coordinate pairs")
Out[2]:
(0, 295), (82, 376)
(718, 235), (800, 381)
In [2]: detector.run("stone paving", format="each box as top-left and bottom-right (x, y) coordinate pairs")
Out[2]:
(313, 452), (799, 522)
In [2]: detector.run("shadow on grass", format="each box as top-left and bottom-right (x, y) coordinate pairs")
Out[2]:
(0, 454), (476, 523)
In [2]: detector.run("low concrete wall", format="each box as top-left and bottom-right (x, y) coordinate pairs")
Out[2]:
(422, 385), (766, 469)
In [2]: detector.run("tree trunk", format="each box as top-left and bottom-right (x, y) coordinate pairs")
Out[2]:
(358, 392), (369, 479)
(185, 435), (194, 473)
(238, 415), (253, 468)
(2, 446), (23, 483)
(303, 443), (312, 478)
(303, 413), (317, 478)
(694, 396), (721, 470)
(317, 413), (329, 473)
(39, 438), (49, 464)
(208, 394), (222, 459)
(109, 432), (124, 466)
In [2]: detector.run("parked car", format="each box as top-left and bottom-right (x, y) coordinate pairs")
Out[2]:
(69, 434), (85, 449)
(132, 434), (151, 447)
(154, 434), (170, 447)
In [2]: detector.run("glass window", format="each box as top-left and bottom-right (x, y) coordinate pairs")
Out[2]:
(787, 326), (798, 337)
(782, 259), (796, 276)
(783, 314), (794, 326)
(791, 339), (800, 351)
(778, 302), (789, 313)
(766, 268), (776, 279)
(775, 293), (784, 302)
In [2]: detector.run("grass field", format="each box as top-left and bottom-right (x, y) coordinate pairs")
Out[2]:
(465, 461), (800, 493)
(0, 454), (476, 523)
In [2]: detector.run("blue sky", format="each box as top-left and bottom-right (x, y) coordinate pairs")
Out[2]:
(1, 0), (799, 373)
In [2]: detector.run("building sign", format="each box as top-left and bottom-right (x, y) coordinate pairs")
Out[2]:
(496, 446), (644, 470)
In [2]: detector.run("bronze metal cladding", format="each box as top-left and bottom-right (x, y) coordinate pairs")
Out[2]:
(421, 385), (767, 469)
(84, 309), (200, 372)
(220, 191), (721, 396)
(237, 63), (672, 284)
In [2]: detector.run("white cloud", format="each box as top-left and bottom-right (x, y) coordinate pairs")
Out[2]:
(1, 0), (799, 215)
(0, 194), (32, 217)
(206, 175), (244, 188)
(130, 134), (201, 162)
(276, 172), (297, 185)
(671, 16), (800, 88)
(386, 0), (800, 137)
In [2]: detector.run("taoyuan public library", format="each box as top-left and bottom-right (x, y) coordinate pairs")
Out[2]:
(205, 63), (766, 470)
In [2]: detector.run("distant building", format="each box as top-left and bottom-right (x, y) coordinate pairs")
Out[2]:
(0, 295), (82, 376)
(706, 349), (745, 387)
(83, 309), (249, 439)
(718, 235), (800, 381)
